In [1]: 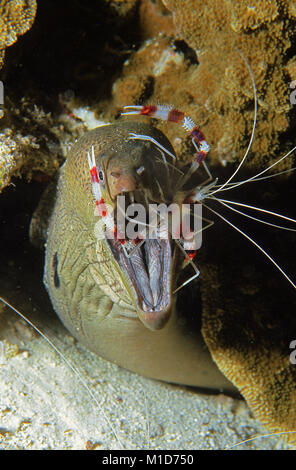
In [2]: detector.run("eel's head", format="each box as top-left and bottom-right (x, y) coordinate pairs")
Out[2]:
(62, 120), (199, 331)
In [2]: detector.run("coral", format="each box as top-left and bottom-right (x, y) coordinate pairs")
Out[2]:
(108, 0), (296, 172)
(0, 0), (37, 70)
(139, 0), (175, 39)
(107, 35), (212, 163)
(200, 260), (296, 446)
(0, 95), (85, 193)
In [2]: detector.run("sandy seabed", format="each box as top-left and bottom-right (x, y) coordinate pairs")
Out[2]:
(0, 288), (288, 451)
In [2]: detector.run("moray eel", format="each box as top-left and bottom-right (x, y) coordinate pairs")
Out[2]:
(43, 121), (234, 392)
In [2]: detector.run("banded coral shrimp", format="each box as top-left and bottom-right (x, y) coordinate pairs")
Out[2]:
(1, 73), (296, 451)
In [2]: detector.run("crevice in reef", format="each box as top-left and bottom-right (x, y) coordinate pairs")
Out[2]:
(173, 40), (199, 66)
(0, 179), (50, 325)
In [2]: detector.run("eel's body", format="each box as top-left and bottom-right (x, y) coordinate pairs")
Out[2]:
(43, 121), (234, 391)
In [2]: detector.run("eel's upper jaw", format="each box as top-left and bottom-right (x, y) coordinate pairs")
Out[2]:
(107, 236), (173, 331)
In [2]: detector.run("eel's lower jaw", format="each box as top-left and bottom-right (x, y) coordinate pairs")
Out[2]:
(107, 236), (173, 331)
(137, 305), (172, 331)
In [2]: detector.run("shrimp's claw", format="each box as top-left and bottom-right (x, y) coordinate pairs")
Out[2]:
(121, 105), (160, 116)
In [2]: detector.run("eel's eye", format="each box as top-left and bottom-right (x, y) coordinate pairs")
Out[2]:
(99, 170), (104, 182)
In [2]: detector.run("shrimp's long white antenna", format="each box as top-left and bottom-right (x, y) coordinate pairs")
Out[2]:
(208, 196), (296, 231)
(210, 145), (296, 195)
(0, 295), (124, 449)
(209, 50), (258, 196)
(214, 166), (296, 189)
(225, 430), (296, 449)
(202, 203), (296, 290)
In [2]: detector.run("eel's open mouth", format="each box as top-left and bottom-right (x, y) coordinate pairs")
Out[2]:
(107, 235), (173, 330)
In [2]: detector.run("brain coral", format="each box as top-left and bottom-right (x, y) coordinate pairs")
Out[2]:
(0, 0), (37, 70)
(200, 257), (296, 447)
(109, 0), (296, 173)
